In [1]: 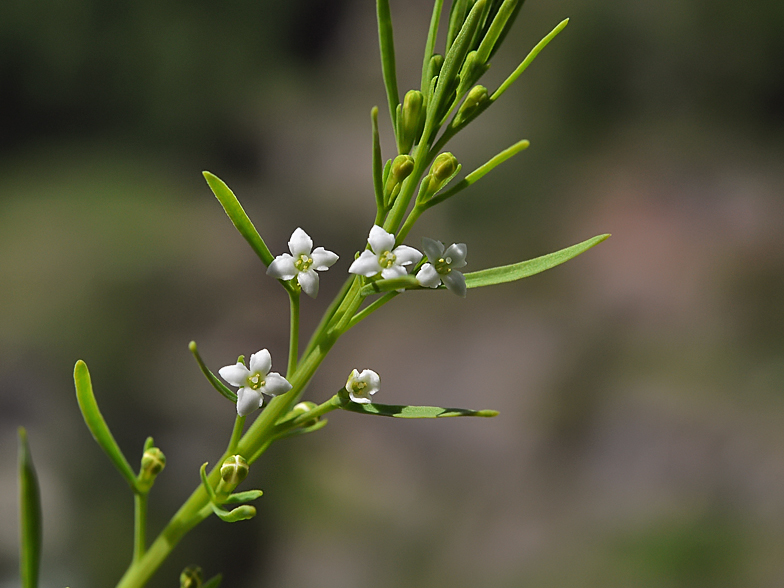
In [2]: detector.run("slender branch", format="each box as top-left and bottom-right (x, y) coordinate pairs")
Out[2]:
(348, 292), (399, 329)
(225, 415), (246, 456)
(132, 493), (147, 564)
(287, 289), (300, 377)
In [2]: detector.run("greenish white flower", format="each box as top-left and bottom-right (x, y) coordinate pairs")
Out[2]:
(219, 349), (292, 416)
(267, 227), (338, 298)
(345, 369), (380, 404)
(349, 225), (422, 279)
(416, 237), (467, 297)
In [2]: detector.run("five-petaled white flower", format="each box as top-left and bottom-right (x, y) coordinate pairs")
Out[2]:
(348, 225), (422, 279)
(219, 349), (292, 416)
(345, 369), (380, 404)
(416, 237), (468, 297)
(267, 228), (338, 298)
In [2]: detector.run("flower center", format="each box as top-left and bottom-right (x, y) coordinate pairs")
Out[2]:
(248, 373), (265, 390)
(434, 257), (452, 274)
(378, 250), (397, 269)
(294, 254), (313, 272)
(351, 381), (367, 394)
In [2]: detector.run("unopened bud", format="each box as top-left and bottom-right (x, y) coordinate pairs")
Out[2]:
(419, 153), (460, 202)
(291, 401), (319, 428)
(138, 447), (166, 492)
(456, 51), (488, 99)
(220, 454), (249, 488)
(383, 154), (415, 206)
(180, 566), (202, 588)
(455, 85), (488, 126)
(397, 90), (426, 154)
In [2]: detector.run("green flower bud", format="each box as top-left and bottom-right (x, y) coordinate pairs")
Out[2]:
(137, 447), (166, 492)
(456, 51), (489, 99)
(419, 153), (461, 203)
(180, 566), (203, 588)
(383, 154), (415, 206)
(397, 90), (426, 154)
(220, 454), (249, 487)
(454, 85), (488, 126)
(291, 401), (319, 428)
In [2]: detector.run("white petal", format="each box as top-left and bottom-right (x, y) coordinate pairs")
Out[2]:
(422, 237), (445, 262)
(219, 363), (251, 387)
(357, 369), (380, 393)
(310, 247), (338, 270)
(266, 254), (297, 280)
(249, 349), (272, 376)
(298, 269), (319, 298)
(416, 264), (441, 288)
(349, 391), (373, 404)
(443, 270), (467, 298)
(367, 225), (395, 254)
(348, 250), (382, 277)
(288, 228), (313, 256)
(443, 243), (467, 268)
(345, 369), (360, 391)
(392, 245), (423, 266)
(263, 372), (293, 396)
(236, 387), (262, 416)
(381, 264), (407, 280)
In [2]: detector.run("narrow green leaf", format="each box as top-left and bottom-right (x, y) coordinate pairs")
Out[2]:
(342, 402), (498, 418)
(426, 139), (529, 207)
(223, 490), (264, 505)
(189, 341), (238, 402)
(376, 0), (400, 129)
(487, 0), (526, 60)
(202, 574), (223, 588)
(475, 0), (518, 64)
(464, 234), (610, 288)
(446, 0), (468, 53)
(74, 360), (138, 491)
(203, 171), (273, 267)
(421, 0), (444, 93)
(360, 275), (419, 296)
(199, 462), (218, 503)
(211, 503), (256, 523)
(371, 107), (384, 213)
(18, 428), (41, 588)
(491, 18), (569, 102)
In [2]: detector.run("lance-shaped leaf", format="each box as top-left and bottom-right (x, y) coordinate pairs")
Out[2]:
(464, 234), (610, 289)
(420, 0), (444, 92)
(18, 428), (41, 588)
(202, 575), (223, 588)
(203, 172), (274, 266)
(189, 341), (238, 402)
(342, 402), (498, 418)
(74, 360), (138, 492)
(223, 490), (264, 505)
(376, 0), (400, 129)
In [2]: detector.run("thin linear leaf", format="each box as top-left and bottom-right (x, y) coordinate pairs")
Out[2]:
(487, 0), (527, 60)
(74, 360), (138, 491)
(360, 275), (419, 296)
(475, 0), (519, 64)
(342, 402), (498, 418)
(211, 503), (256, 523)
(203, 171), (273, 266)
(377, 0), (400, 129)
(464, 234), (610, 289)
(491, 18), (569, 102)
(189, 341), (237, 402)
(18, 428), (41, 588)
(421, 0), (444, 92)
(371, 107), (384, 212)
(202, 575), (223, 588)
(223, 490), (264, 505)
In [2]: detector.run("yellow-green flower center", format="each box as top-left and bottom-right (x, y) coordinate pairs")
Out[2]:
(248, 374), (265, 390)
(434, 257), (452, 274)
(294, 254), (313, 272)
(379, 250), (396, 269)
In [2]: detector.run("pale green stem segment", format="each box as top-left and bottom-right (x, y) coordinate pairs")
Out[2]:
(133, 493), (147, 563)
(226, 415), (246, 456)
(376, 0), (400, 129)
(288, 289), (300, 377)
(464, 234), (611, 288)
(74, 360), (139, 493)
(420, 0), (444, 92)
(202, 172), (274, 267)
(371, 107), (385, 224)
(491, 18), (569, 102)
(348, 291), (399, 329)
(425, 139), (530, 208)
(189, 341), (237, 402)
(18, 428), (41, 588)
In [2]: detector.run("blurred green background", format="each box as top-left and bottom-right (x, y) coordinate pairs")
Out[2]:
(1, 0), (784, 586)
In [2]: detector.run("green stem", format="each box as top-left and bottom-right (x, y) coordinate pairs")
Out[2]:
(132, 493), (147, 564)
(348, 292), (399, 329)
(226, 415), (246, 456)
(288, 289), (300, 376)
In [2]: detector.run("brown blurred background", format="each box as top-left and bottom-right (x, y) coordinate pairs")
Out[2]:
(1, 0), (784, 586)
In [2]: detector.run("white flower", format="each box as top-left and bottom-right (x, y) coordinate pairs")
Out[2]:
(348, 225), (422, 279)
(345, 369), (380, 404)
(219, 349), (292, 416)
(267, 228), (339, 298)
(416, 237), (467, 297)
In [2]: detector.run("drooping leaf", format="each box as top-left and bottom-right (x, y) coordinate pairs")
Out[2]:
(73, 360), (138, 491)
(464, 234), (610, 288)
(18, 428), (41, 588)
(189, 341), (237, 402)
(223, 490), (264, 505)
(203, 172), (274, 266)
(342, 402), (498, 418)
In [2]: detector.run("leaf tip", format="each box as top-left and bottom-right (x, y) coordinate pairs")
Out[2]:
(188, 340), (198, 353)
(476, 409), (499, 417)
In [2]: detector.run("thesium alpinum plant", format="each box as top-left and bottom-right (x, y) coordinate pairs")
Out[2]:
(17, 1), (609, 586)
